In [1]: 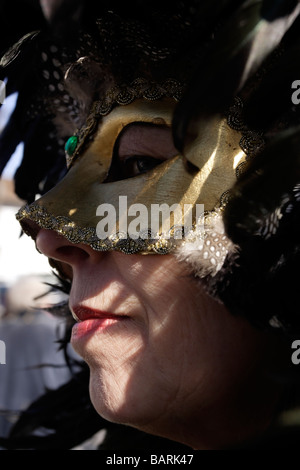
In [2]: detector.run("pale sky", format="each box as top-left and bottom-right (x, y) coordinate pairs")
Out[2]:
(0, 92), (51, 285)
(0, 205), (52, 285)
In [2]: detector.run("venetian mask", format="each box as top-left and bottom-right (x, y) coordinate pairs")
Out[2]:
(16, 76), (262, 276)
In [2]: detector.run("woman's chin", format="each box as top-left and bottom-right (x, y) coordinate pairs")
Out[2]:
(88, 366), (139, 425)
(88, 366), (166, 431)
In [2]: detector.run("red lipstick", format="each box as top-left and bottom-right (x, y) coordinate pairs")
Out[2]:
(71, 305), (128, 341)
(72, 305), (126, 322)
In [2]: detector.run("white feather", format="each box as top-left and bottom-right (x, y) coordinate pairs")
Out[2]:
(176, 208), (237, 278)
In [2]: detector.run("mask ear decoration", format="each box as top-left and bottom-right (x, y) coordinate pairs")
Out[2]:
(63, 56), (112, 131)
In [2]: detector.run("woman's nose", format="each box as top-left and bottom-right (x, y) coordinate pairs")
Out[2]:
(23, 219), (97, 266)
(36, 228), (91, 264)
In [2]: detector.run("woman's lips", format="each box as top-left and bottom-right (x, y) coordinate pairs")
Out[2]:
(70, 305), (129, 341)
(71, 305), (126, 322)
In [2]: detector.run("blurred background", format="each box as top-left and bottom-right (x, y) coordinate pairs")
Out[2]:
(0, 1), (108, 449)
(0, 46), (76, 439)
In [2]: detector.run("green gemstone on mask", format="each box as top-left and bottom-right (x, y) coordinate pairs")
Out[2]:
(65, 136), (78, 156)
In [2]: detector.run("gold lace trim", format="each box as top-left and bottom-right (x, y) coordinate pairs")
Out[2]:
(95, 77), (184, 115)
(227, 96), (265, 178)
(17, 203), (184, 255)
(16, 202), (227, 256)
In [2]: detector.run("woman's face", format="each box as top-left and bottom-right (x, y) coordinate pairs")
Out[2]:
(29, 122), (285, 449)
(36, 228), (281, 449)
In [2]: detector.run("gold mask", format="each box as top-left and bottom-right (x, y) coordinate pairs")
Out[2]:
(16, 88), (262, 269)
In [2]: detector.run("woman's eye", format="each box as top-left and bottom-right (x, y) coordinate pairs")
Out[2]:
(105, 123), (178, 182)
(122, 155), (163, 177)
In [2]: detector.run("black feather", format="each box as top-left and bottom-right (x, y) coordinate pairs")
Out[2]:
(172, 0), (300, 153)
(0, 366), (108, 450)
(223, 125), (300, 243)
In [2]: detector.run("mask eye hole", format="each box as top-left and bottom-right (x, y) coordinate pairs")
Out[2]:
(105, 122), (178, 182)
